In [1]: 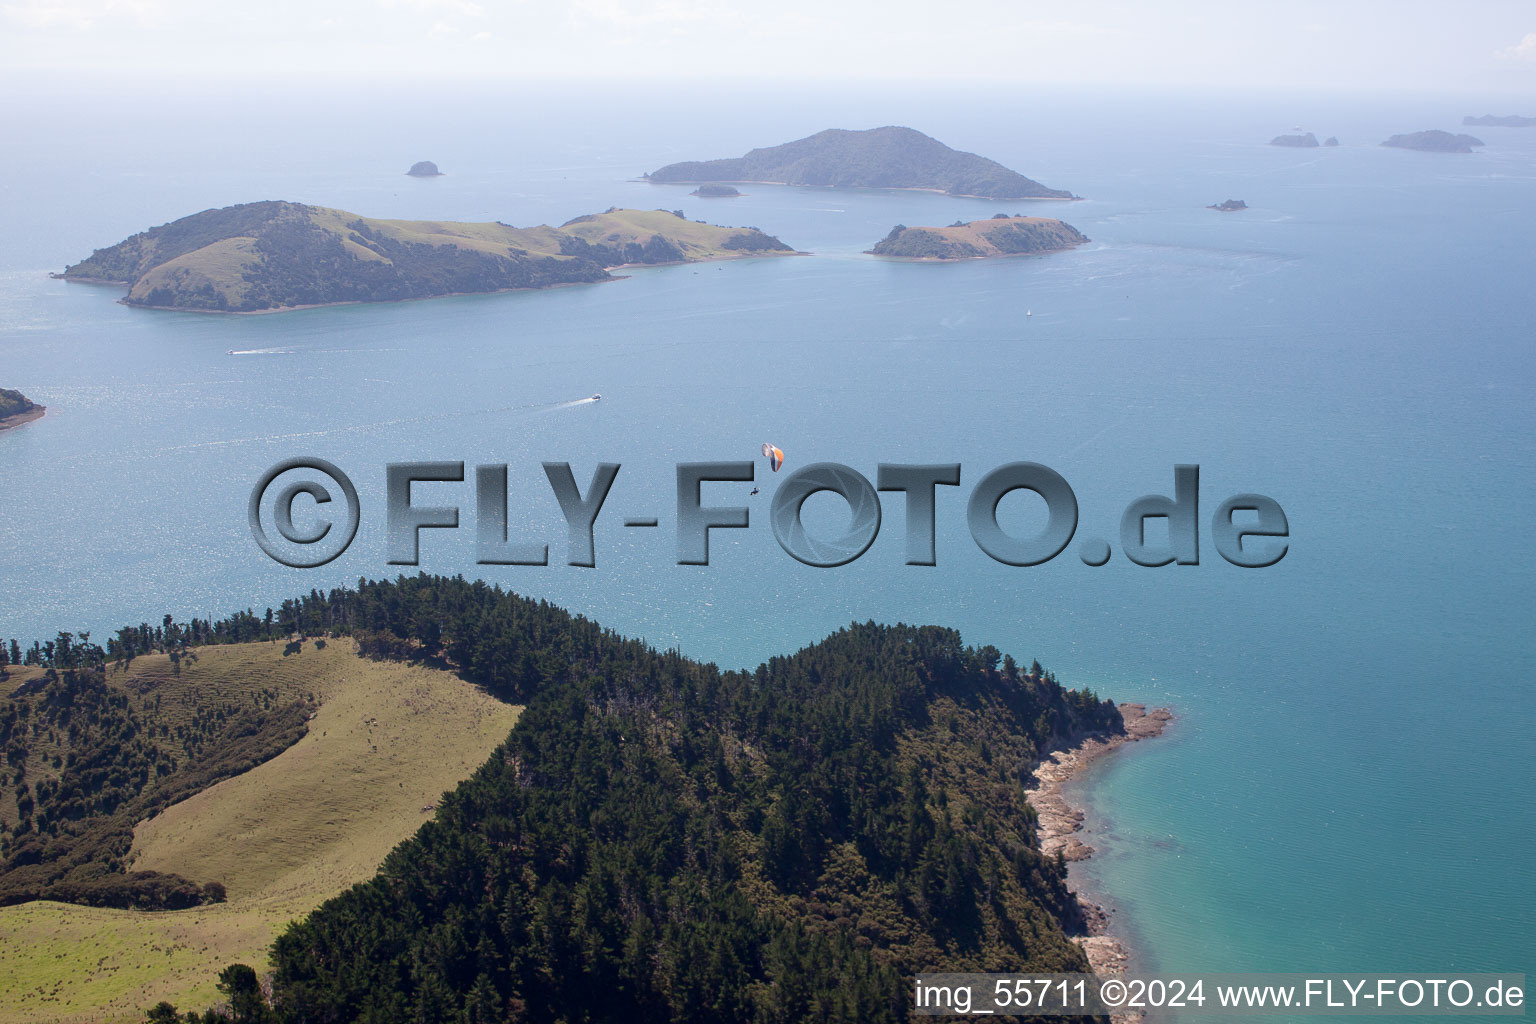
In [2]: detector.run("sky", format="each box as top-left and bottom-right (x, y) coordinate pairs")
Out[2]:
(0, 0), (1533, 94)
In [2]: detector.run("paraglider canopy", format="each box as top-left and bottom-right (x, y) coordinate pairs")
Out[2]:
(761, 442), (784, 472)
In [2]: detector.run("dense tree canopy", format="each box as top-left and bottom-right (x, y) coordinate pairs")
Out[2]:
(7, 576), (1122, 1021)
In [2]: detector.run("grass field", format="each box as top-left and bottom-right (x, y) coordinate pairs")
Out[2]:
(0, 641), (520, 1023)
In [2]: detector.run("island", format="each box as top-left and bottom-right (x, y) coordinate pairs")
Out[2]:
(0, 387), (44, 430)
(1324, 136), (1340, 146)
(690, 183), (742, 197)
(405, 161), (442, 177)
(1270, 132), (1320, 147)
(867, 214), (1088, 259)
(1463, 115), (1536, 128)
(58, 202), (797, 313)
(1208, 199), (1248, 212)
(1382, 130), (1484, 153)
(647, 125), (1075, 200)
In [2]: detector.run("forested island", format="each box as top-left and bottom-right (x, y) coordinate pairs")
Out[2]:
(0, 388), (43, 430)
(1270, 132), (1319, 147)
(1208, 199), (1248, 212)
(2, 575), (1140, 1022)
(59, 202), (795, 313)
(868, 214), (1089, 259)
(1463, 115), (1535, 127)
(647, 126), (1075, 199)
(1382, 130), (1484, 153)
(405, 160), (442, 176)
(690, 183), (742, 197)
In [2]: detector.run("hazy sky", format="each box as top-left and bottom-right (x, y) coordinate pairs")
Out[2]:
(2, 0), (1534, 93)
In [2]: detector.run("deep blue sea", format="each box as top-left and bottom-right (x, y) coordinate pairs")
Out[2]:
(1, 77), (1532, 996)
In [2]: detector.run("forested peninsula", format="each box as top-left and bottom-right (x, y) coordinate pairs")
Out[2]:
(648, 126), (1075, 200)
(59, 203), (795, 313)
(4, 575), (1135, 1023)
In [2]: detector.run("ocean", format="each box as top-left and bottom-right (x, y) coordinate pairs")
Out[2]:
(1, 77), (1532, 996)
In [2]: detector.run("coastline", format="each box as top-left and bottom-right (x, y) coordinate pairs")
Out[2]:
(0, 406), (46, 432)
(1029, 703), (1173, 978)
(56, 251), (800, 316)
(865, 241), (1087, 262)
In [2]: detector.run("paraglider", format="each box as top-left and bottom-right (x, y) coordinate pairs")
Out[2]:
(761, 442), (784, 472)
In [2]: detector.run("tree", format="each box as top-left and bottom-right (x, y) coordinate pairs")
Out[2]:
(216, 964), (270, 1023)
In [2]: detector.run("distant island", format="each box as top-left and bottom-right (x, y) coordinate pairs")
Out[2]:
(1382, 130), (1484, 153)
(1271, 132), (1320, 147)
(647, 126), (1075, 200)
(1208, 199), (1247, 212)
(1463, 115), (1536, 128)
(406, 161), (442, 177)
(867, 214), (1088, 259)
(58, 202), (795, 313)
(0, 388), (44, 430)
(690, 184), (742, 197)
(1324, 136), (1340, 147)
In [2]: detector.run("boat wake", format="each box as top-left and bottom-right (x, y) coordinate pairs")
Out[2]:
(227, 347), (296, 356)
(543, 395), (601, 413)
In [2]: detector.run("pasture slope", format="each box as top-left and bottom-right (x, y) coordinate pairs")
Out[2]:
(0, 641), (520, 1023)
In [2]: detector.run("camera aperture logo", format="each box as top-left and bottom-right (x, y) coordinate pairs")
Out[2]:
(249, 459), (1289, 570)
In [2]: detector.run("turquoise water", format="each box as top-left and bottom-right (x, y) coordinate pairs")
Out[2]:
(1, 79), (1532, 987)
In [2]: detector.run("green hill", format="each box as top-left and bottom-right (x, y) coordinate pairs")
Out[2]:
(4, 577), (1131, 1023)
(60, 203), (795, 312)
(869, 215), (1089, 259)
(647, 126), (1075, 199)
(0, 642), (520, 1023)
(0, 389), (39, 420)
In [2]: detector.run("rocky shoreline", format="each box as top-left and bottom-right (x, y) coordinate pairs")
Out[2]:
(1029, 703), (1173, 979)
(0, 407), (45, 431)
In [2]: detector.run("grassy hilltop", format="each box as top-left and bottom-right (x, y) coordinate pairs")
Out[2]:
(61, 203), (794, 313)
(647, 126), (1075, 200)
(869, 215), (1090, 259)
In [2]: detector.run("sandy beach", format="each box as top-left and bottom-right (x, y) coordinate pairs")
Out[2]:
(1028, 703), (1173, 980)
